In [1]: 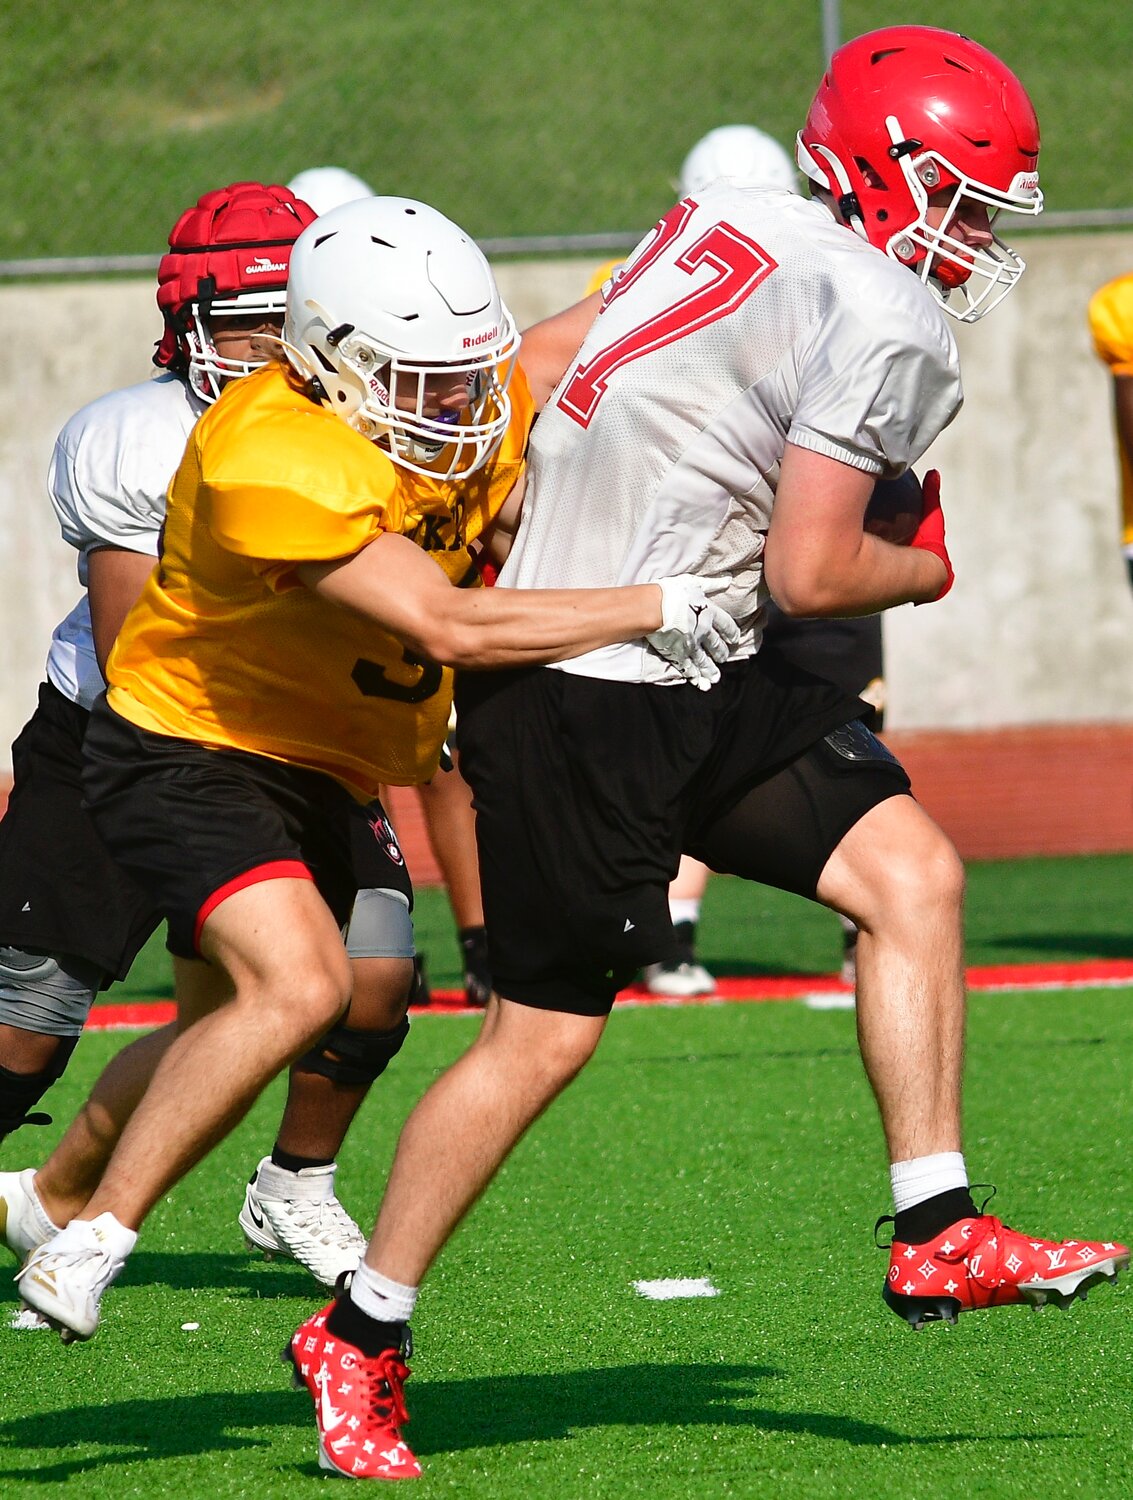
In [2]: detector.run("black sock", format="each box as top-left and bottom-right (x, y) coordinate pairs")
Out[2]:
(270, 1147), (335, 1174)
(672, 920), (697, 965)
(326, 1292), (406, 1356)
(894, 1186), (980, 1245)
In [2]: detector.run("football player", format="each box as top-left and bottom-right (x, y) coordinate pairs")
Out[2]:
(288, 167), (495, 1011)
(1087, 272), (1133, 590)
(0, 182), (430, 1294)
(13, 195), (732, 1368)
(282, 29), (1127, 1481)
(649, 121), (884, 998)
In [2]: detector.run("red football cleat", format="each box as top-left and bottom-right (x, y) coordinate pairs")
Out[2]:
(882, 1215), (1129, 1330)
(286, 1303), (420, 1479)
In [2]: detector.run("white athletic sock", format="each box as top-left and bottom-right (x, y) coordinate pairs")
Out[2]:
(890, 1152), (969, 1213)
(669, 898), (701, 927)
(28, 1173), (62, 1238)
(350, 1260), (418, 1324)
(70, 1210), (138, 1261)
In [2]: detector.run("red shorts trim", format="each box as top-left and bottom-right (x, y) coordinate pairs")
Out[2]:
(193, 859), (313, 952)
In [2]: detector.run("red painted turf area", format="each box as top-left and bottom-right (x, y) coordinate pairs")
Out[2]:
(86, 958), (1133, 1029)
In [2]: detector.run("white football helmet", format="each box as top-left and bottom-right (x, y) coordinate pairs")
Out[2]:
(287, 166), (376, 217)
(678, 124), (799, 197)
(282, 196), (519, 480)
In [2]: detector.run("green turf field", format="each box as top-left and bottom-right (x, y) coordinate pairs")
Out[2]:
(1, 983), (1131, 1497)
(1, 2), (1129, 261)
(1, 854), (1131, 1495)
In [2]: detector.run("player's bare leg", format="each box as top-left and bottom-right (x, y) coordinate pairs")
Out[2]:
(272, 954), (414, 1162)
(366, 997), (607, 1285)
(815, 792), (965, 1164)
(23, 954), (230, 1231)
(19, 877), (355, 1339)
(241, 952), (414, 1287)
(816, 792), (1127, 1325)
(33, 1024), (177, 1227)
(72, 877), (351, 1231)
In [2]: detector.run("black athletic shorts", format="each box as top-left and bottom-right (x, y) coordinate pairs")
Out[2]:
(82, 700), (412, 960)
(0, 682), (160, 982)
(456, 649), (911, 1017)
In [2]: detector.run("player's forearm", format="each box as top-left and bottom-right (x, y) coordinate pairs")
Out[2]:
(409, 583), (663, 669)
(302, 531), (665, 669)
(767, 532), (946, 616)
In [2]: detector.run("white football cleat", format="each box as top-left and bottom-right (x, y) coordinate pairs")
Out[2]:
(642, 959), (717, 998)
(17, 1212), (136, 1342)
(239, 1157), (365, 1289)
(0, 1168), (60, 1265)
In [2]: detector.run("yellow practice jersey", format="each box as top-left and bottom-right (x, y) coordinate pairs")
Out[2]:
(1087, 272), (1133, 552)
(107, 361), (533, 798)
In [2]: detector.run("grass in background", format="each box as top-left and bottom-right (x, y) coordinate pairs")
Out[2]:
(1, 985), (1131, 1498)
(0, 2), (1129, 260)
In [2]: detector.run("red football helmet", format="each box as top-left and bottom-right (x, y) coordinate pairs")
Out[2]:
(155, 181), (317, 400)
(796, 27), (1042, 321)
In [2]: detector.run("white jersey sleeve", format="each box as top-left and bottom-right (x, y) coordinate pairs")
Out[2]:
(45, 373), (204, 711)
(49, 372), (204, 566)
(787, 251), (961, 474)
(501, 187), (961, 684)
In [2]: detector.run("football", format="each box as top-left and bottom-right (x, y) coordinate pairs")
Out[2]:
(864, 470), (923, 545)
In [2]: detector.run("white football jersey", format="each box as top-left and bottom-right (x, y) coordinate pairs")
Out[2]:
(45, 373), (205, 711)
(501, 186), (962, 684)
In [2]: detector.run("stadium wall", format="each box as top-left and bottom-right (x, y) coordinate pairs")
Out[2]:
(0, 232), (1131, 864)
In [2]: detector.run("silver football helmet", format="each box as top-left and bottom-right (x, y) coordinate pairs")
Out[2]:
(282, 196), (519, 480)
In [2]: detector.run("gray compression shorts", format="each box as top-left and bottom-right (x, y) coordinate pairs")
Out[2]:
(0, 947), (106, 1037)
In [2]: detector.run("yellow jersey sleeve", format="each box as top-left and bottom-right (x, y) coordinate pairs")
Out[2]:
(1088, 274), (1133, 374)
(198, 374), (397, 588)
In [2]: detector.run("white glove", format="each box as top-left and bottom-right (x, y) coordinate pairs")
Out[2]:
(647, 575), (740, 691)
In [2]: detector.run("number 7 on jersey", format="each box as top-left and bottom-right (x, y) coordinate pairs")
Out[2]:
(558, 206), (779, 429)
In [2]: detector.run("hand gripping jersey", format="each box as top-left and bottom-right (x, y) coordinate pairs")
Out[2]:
(501, 186), (962, 684)
(46, 373), (207, 711)
(106, 361), (533, 797)
(1087, 272), (1133, 563)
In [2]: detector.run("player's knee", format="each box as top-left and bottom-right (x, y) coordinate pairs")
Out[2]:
(257, 955), (353, 1046)
(521, 1013), (603, 1092)
(861, 824), (965, 928)
(295, 1013), (411, 1089)
(344, 955), (414, 1033)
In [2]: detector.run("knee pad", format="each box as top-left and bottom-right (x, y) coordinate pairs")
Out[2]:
(0, 946), (104, 1035)
(296, 1015), (411, 1088)
(0, 1037), (78, 1139)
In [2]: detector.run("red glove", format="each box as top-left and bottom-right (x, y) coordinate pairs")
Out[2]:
(909, 469), (953, 603)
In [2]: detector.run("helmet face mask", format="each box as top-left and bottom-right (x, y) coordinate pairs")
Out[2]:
(796, 26), (1042, 322)
(283, 197), (519, 480)
(181, 296), (289, 401)
(155, 182), (317, 401)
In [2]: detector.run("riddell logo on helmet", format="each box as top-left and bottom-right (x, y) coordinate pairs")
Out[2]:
(244, 255), (288, 275)
(462, 325), (501, 350)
